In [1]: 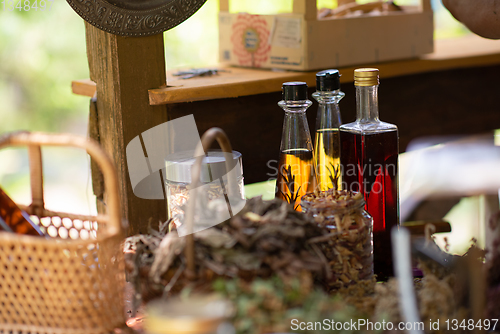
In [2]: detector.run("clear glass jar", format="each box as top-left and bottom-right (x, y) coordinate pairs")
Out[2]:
(301, 189), (373, 289)
(165, 150), (244, 228)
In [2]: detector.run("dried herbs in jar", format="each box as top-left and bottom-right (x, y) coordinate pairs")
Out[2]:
(301, 189), (373, 289)
(165, 150), (244, 228)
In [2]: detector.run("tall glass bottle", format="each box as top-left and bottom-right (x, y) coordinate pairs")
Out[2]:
(339, 68), (399, 280)
(276, 81), (316, 211)
(313, 69), (344, 191)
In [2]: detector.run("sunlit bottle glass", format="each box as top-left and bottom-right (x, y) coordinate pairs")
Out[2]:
(275, 81), (316, 211)
(312, 69), (344, 191)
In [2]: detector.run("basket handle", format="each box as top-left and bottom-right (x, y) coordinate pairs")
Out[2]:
(28, 145), (44, 217)
(0, 131), (122, 235)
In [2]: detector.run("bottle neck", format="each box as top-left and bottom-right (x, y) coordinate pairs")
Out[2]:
(312, 90), (344, 131)
(278, 100), (313, 152)
(356, 85), (379, 123)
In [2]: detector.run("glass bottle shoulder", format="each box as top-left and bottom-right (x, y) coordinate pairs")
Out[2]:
(278, 99), (313, 112)
(312, 90), (345, 104)
(339, 120), (398, 135)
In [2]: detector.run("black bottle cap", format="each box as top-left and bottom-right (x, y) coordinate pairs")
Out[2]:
(282, 81), (308, 101)
(316, 69), (340, 92)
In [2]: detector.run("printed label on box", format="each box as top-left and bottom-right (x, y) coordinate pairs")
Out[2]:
(230, 14), (272, 67)
(271, 17), (302, 49)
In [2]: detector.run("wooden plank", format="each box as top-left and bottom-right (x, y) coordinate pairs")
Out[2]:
(401, 220), (452, 235)
(85, 22), (168, 235)
(219, 0), (229, 12)
(151, 69), (316, 104)
(292, 0), (317, 20)
(72, 79), (98, 99)
(72, 34), (500, 104)
(421, 0), (432, 12)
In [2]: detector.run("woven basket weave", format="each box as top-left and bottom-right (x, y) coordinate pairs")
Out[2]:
(0, 132), (126, 334)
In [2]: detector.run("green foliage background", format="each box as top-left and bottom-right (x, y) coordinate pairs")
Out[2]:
(0, 1), (88, 134)
(0, 0), (467, 135)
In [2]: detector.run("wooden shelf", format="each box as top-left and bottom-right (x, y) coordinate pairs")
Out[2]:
(72, 34), (500, 105)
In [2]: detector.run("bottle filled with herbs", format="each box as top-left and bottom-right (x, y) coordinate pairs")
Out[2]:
(313, 69), (344, 191)
(339, 68), (399, 280)
(276, 81), (316, 211)
(301, 189), (373, 289)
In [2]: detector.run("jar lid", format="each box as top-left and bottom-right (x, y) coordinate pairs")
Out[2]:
(165, 150), (243, 183)
(354, 68), (379, 87)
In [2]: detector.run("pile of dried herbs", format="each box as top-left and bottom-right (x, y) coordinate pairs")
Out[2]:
(124, 197), (337, 304)
(124, 198), (500, 333)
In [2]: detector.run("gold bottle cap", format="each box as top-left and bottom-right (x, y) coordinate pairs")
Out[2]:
(354, 68), (379, 86)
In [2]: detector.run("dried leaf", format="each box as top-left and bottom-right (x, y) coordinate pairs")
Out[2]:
(149, 232), (185, 284)
(195, 228), (237, 249)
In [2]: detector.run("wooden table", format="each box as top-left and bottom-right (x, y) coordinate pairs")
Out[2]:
(75, 34), (500, 105)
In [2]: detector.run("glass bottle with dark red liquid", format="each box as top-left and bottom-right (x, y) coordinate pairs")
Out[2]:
(275, 81), (316, 211)
(339, 68), (399, 280)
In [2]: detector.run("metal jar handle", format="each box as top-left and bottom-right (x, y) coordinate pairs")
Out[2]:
(184, 127), (235, 276)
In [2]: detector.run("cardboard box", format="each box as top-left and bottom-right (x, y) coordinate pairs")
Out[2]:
(219, 0), (434, 71)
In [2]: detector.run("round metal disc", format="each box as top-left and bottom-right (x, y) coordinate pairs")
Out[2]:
(67, 0), (207, 37)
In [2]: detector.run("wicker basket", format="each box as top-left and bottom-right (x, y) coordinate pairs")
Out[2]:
(0, 132), (126, 334)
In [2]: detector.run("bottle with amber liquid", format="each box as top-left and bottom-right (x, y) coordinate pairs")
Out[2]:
(313, 69), (344, 191)
(0, 187), (44, 236)
(276, 81), (316, 211)
(339, 68), (399, 280)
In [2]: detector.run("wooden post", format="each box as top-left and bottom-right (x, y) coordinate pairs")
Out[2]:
(421, 0), (432, 12)
(220, 0), (229, 12)
(293, 0), (317, 20)
(85, 22), (169, 235)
